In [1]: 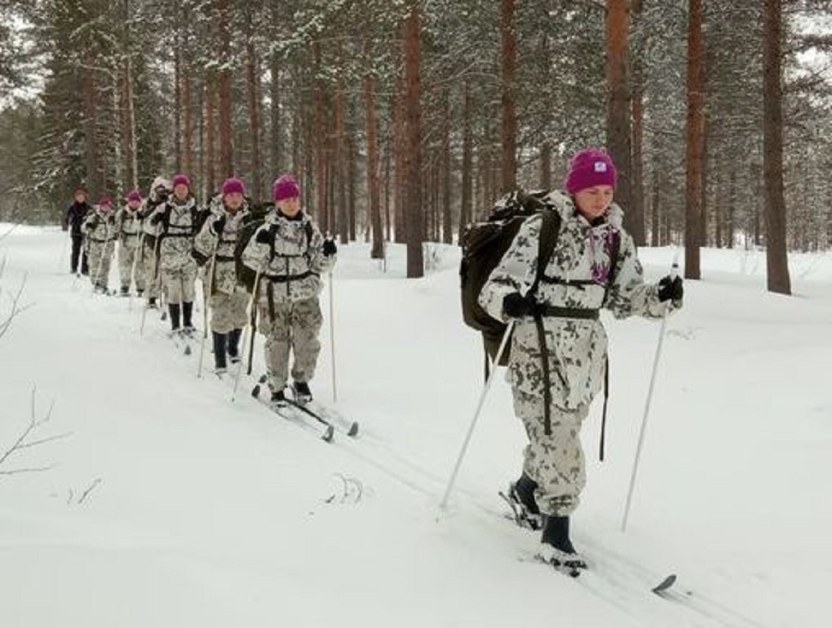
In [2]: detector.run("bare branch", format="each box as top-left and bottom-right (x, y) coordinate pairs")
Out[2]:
(0, 386), (64, 479)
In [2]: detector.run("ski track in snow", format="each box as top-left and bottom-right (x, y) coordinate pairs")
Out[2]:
(1, 224), (830, 627)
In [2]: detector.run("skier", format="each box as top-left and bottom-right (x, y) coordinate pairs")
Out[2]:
(241, 174), (337, 406)
(82, 196), (117, 293)
(147, 174), (207, 336)
(62, 187), (91, 275)
(139, 177), (171, 310)
(115, 189), (145, 296)
(478, 148), (684, 573)
(193, 177), (254, 374)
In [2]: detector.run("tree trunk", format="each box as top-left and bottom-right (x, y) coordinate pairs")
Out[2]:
(218, 0), (234, 178)
(500, 0), (517, 193)
(364, 43), (383, 258)
(182, 57), (194, 177)
(727, 166), (735, 249)
(460, 80), (473, 233)
(684, 0), (704, 280)
(631, 0), (646, 245)
(393, 70), (406, 243)
(246, 29), (263, 204)
(314, 41), (329, 231)
(606, 0), (637, 238)
(538, 141), (551, 190)
(441, 87), (453, 245)
(762, 0), (791, 294)
(174, 49), (182, 172)
(269, 0), (283, 176)
(403, 3), (424, 278)
(205, 78), (216, 197)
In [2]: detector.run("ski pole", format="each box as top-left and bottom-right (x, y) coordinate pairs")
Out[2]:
(328, 270), (337, 403)
(440, 321), (515, 511)
(621, 252), (680, 532)
(140, 234), (163, 335)
(231, 270), (261, 402)
(129, 230), (145, 311)
(197, 251), (218, 378)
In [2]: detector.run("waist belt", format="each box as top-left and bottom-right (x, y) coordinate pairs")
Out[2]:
(161, 233), (193, 239)
(264, 271), (318, 283)
(215, 255), (235, 262)
(539, 276), (596, 287)
(538, 305), (599, 320)
(88, 237), (112, 243)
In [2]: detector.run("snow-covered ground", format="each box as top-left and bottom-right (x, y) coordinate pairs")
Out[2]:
(1, 222), (830, 627)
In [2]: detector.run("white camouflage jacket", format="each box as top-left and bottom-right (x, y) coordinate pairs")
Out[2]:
(478, 190), (671, 410)
(241, 209), (336, 304)
(193, 202), (251, 296)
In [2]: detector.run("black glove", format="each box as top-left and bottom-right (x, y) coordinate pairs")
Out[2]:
(503, 293), (538, 318)
(88, 218), (100, 229)
(255, 228), (272, 244)
(212, 216), (226, 235)
(658, 275), (683, 303)
(322, 238), (337, 257)
(150, 212), (163, 226)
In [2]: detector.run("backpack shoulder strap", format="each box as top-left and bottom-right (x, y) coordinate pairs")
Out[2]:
(529, 208), (561, 295)
(304, 220), (314, 247)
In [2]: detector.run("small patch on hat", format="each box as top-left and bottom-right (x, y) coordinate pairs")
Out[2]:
(594, 161), (608, 173)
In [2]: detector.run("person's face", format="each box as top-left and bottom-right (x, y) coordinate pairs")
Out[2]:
(277, 197), (300, 217)
(74, 191), (86, 204)
(128, 199), (141, 210)
(574, 185), (614, 220)
(173, 184), (189, 201)
(224, 192), (244, 212)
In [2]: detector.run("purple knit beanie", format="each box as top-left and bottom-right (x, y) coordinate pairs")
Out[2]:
(272, 174), (300, 202)
(99, 196), (113, 209)
(172, 174), (191, 190)
(221, 177), (246, 197)
(127, 190), (143, 203)
(564, 149), (617, 196)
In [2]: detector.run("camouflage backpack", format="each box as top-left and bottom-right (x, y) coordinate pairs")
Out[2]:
(459, 189), (561, 370)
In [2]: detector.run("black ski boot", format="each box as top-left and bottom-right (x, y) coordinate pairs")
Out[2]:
(227, 328), (242, 364)
(539, 515), (586, 576)
(168, 303), (181, 334)
(182, 301), (195, 336)
(120, 285), (129, 297)
(292, 381), (313, 404)
(148, 297), (157, 309)
(503, 473), (542, 531)
(137, 289), (144, 297)
(212, 331), (228, 374)
(270, 389), (287, 408)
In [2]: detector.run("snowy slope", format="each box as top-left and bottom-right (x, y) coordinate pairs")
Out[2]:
(1, 223), (830, 627)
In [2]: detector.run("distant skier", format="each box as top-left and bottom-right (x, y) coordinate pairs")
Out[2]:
(62, 187), (91, 275)
(147, 174), (207, 335)
(479, 149), (684, 574)
(139, 176), (171, 310)
(193, 177), (255, 374)
(82, 197), (117, 293)
(115, 189), (145, 296)
(241, 174), (337, 406)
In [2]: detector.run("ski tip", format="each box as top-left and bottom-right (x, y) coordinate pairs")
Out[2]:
(184, 346), (192, 356)
(251, 385), (261, 398)
(652, 574), (677, 594)
(347, 422), (359, 437)
(258, 374), (267, 384)
(322, 426), (335, 442)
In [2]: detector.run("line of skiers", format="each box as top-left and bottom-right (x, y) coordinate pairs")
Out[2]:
(63, 146), (685, 577)
(63, 174), (337, 406)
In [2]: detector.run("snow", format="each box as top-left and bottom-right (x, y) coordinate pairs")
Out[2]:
(1, 223), (830, 627)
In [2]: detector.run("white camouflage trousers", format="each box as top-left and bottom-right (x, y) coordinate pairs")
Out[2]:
(87, 241), (115, 289)
(209, 289), (249, 334)
(513, 389), (590, 517)
(258, 296), (323, 392)
(162, 261), (197, 304)
(118, 244), (145, 291)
